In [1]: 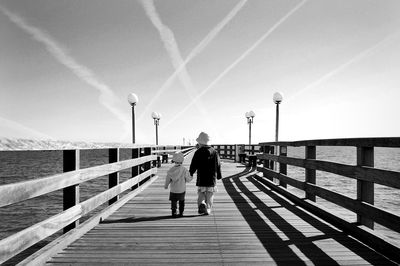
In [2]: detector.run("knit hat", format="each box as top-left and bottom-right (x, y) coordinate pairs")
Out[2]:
(172, 152), (184, 163)
(196, 132), (210, 145)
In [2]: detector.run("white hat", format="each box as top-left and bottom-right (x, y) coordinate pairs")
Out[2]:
(196, 132), (210, 145)
(172, 152), (184, 163)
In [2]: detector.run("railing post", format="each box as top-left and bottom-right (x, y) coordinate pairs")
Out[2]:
(131, 148), (139, 190)
(357, 146), (374, 229)
(269, 146), (275, 169)
(108, 148), (119, 205)
(305, 146), (316, 202)
(63, 149), (80, 233)
(262, 146), (269, 169)
(224, 145), (227, 159)
(142, 147), (152, 184)
(279, 146), (287, 188)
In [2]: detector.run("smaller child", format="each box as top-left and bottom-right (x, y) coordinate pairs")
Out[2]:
(164, 152), (193, 217)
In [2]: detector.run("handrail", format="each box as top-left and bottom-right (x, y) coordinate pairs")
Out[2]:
(257, 137), (400, 263)
(0, 145), (186, 264)
(260, 137), (400, 147)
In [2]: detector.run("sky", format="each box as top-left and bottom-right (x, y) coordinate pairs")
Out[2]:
(1, 0), (400, 145)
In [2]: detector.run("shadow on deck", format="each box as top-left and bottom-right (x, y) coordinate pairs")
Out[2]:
(223, 166), (395, 265)
(46, 160), (396, 265)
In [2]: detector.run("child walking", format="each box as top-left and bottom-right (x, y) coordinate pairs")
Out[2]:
(164, 152), (193, 217)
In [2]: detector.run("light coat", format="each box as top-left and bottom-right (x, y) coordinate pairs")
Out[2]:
(164, 164), (192, 193)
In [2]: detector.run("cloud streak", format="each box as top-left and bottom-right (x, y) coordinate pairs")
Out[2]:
(0, 5), (131, 136)
(163, 0), (308, 129)
(288, 32), (400, 101)
(139, 0), (248, 120)
(138, 0), (209, 123)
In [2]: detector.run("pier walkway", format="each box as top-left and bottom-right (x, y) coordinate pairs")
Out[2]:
(45, 152), (396, 265)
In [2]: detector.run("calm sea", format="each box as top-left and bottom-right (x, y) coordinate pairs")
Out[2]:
(1, 147), (399, 245)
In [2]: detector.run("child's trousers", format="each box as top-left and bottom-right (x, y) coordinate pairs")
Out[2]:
(171, 200), (185, 215)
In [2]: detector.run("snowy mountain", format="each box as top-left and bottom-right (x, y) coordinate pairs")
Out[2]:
(0, 138), (139, 151)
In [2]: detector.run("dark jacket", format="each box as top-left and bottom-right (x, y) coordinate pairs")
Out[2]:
(189, 145), (222, 187)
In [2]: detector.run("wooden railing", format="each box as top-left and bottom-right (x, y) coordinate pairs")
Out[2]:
(213, 144), (261, 161)
(0, 145), (192, 265)
(257, 137), (400, 262)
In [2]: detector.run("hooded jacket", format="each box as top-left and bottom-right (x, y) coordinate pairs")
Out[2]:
(189, 145), (222, 187)
(164, 164), (192, 193)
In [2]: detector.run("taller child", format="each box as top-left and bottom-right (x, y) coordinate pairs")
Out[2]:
(189, 132), (222, 215)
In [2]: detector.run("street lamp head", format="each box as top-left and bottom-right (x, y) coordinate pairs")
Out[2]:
(248, 110), (255, 118)
(273, 92), (283, 104)
(127, 93), (139, 106)
(245, 112), (250, 118)
(151, 111), (160, 119)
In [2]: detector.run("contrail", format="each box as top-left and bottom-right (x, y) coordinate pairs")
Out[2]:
(288, 32), (400, 101)
(0, 116), (54, 140)
(138, 0), (208, 122)
(0, 6), (131, 136)
(139, 0), (248, 120)
(163, 0), (308, 129)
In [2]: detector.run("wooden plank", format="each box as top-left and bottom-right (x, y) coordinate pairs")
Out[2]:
(257, 166), (304, 190)
(253, 173), (400, 264)
(257, 166), (400, 233)
(0, 168), (156, 264)
(0, 205), (82, 264)
(42, 158), (398, 265)
(0, 155), (157, 207)
(304, 183), (400, 232)
(18, 174), (160, 266)
(80, 168), (156, 215)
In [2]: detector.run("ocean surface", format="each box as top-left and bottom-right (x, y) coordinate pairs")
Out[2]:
(1, 147), (399, 247)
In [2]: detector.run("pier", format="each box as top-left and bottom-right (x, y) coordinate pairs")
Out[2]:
(1, 138), (400, 265)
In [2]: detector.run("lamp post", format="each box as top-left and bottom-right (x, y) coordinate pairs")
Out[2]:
(272, 92), (283, 142)
(151, 112), (161, 145)
(127, 93), (139, 143)
(245, 111), (255, 145)
(272, 92), (283, 173)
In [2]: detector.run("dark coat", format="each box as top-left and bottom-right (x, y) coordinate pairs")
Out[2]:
(189, 145), (222, 187)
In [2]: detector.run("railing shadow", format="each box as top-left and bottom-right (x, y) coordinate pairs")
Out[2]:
(101, 214), (199, 224)
(222, 168), (396, 265)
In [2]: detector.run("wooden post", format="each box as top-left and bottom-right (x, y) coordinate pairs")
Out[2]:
(224, 145), (227, 159)
(234, 145), (238, 162)
(143, 147), (152, 184)
(279, 146), (287, 188)
(357, 146), (374, 229)
(131, 148), (139, 190)
(63, 150), (80, 233)
(269, 146), (275, 170)
(108, 148), (119, 205)
(305, 146), (316, 201)
(263, 146), (270, 169)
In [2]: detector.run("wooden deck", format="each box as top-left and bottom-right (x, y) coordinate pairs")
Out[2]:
(46, 153), (396, 265)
